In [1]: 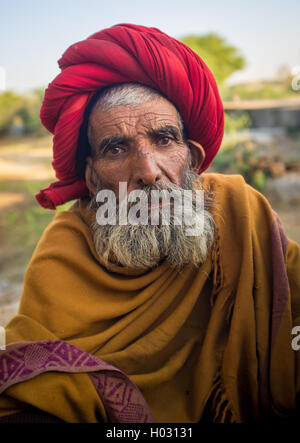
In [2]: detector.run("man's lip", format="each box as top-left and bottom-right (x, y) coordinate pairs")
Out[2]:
(117, 200), (174, 210)
(147, 201), (174, 210)
(148, 204), (163, 210)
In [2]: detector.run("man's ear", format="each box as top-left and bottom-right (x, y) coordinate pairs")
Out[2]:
(187, 139), (206, 172)
(85, 157), (97, 196)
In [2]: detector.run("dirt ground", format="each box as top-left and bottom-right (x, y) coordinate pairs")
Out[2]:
(0, 136), (299, 327)
(0, 136), (55, 326)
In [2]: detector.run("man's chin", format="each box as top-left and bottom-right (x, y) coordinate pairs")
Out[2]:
(90, 219), (216, 271)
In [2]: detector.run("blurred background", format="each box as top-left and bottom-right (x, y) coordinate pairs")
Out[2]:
(0, 0), (299, 325)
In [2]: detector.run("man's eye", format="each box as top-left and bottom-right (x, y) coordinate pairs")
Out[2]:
(106, 146), (124, 155)
(159, 136), (172, 146)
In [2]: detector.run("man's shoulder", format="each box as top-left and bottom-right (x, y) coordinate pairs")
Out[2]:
(201, 172), (268, 204)
(201, 172), (276, 233)
(201, 172), (247, 189)
(31, 200), (93, 261)
(42, 202), (84, 238)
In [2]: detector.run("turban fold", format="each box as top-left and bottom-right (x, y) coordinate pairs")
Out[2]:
(37, 23), (224, 209)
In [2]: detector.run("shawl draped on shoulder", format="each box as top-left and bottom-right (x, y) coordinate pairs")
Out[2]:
(0, 173), (300, 423)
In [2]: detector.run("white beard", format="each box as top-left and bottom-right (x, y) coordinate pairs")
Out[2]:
(89, 168), (216, 270)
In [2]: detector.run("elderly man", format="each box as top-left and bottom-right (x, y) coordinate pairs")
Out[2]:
(0, 24), (299, 424)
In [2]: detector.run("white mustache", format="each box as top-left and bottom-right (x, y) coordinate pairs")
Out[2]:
(89, 169), (216, 270)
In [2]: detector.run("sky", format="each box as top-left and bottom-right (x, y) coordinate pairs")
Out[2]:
(0, 0), (300, 93)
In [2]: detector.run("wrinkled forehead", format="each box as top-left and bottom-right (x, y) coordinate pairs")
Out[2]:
(88, 99), (182, 140)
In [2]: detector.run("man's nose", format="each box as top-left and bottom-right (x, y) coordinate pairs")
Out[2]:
(133, 148), (162, 186)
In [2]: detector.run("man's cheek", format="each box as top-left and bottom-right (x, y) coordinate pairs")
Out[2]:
(168, 149), (188, 167)
(96, 171), (120, 194)
(164, 155), (188, 181)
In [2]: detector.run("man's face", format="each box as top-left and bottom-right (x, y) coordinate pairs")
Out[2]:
(84, 96), (214, 270)
(86, 98), (192, 197)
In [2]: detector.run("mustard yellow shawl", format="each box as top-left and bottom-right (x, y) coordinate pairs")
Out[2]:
(0, 173), (300, 422)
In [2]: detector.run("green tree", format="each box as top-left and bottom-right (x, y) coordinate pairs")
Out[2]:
(0, 88), (46, 136)
(180, 33), (245, 86)
(0, 91), (23, 135)
(18, 88), (45, 134)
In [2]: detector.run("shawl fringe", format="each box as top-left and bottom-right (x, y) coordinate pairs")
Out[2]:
(207, 370), (238, 423)
(210, 234), (224, 306)
(210, 233), (235, 325)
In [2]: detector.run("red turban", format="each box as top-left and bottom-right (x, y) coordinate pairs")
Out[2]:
(37, 23), (224, 209)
